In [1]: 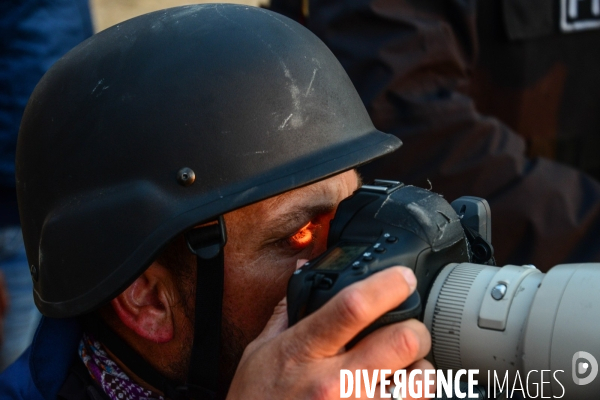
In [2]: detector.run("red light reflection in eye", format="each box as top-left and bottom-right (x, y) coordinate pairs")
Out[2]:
(288, 222), (314, 249)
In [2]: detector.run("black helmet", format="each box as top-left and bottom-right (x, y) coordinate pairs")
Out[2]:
(17, 4), (400, 318)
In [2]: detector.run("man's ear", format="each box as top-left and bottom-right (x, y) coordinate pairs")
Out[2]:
(111, 264), (174, 343)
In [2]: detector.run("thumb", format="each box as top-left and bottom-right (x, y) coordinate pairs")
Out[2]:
(296, 258), (309, 270)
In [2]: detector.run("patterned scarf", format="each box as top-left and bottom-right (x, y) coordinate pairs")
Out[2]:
(79, 332), (165, 400)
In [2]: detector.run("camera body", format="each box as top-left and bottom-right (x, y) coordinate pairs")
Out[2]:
(287, 180), (600, 399)
(287, 180), (478, 340)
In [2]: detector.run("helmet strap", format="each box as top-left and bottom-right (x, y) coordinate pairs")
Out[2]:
(82, 216), (227, 400)
(184, 215), (227, 396)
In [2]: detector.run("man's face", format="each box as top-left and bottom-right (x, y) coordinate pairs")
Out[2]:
(219, 170), (359, 376)
(105, 170), (360, 390)
(157, 170), (359, 388)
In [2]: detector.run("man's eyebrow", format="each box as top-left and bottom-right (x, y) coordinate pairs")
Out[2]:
(263, 170), (361, 237)
(267, 203), (337, 235)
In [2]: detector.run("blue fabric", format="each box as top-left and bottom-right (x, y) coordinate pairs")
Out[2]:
(0, 0), (93, 225)
(0, 317), (82, 399)
(0, 226), (41, 371)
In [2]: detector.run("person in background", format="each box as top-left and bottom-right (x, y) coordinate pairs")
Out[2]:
(268, 0), (600, 271)
(471, 0), (600, 179)
(0, 0), (93, 370)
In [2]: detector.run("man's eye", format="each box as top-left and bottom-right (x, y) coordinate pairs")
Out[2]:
(286, 222), (319, 250)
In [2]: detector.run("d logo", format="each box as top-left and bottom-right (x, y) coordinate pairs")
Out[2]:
(572, 351), (598, 385)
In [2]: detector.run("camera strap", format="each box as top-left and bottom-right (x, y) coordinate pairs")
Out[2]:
(462, 224), (495, 265)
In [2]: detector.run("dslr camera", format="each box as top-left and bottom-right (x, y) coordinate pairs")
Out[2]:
(287, 180), (600, 399)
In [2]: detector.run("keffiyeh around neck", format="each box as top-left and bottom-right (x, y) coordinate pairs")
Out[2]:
(79, 332), (165, 400)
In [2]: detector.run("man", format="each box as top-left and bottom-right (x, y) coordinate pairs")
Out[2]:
(0, 5), (432, 399)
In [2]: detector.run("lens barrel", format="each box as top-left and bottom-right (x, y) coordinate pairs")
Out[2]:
(424, 263), (600, 399)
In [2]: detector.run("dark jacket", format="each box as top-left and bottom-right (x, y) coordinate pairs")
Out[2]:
(472, 0), (600, 178)
(269, 0), (600, 271)
(0, 317), (106, 400)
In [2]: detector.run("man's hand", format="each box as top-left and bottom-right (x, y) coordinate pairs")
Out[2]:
(227, 266), (433, 399)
